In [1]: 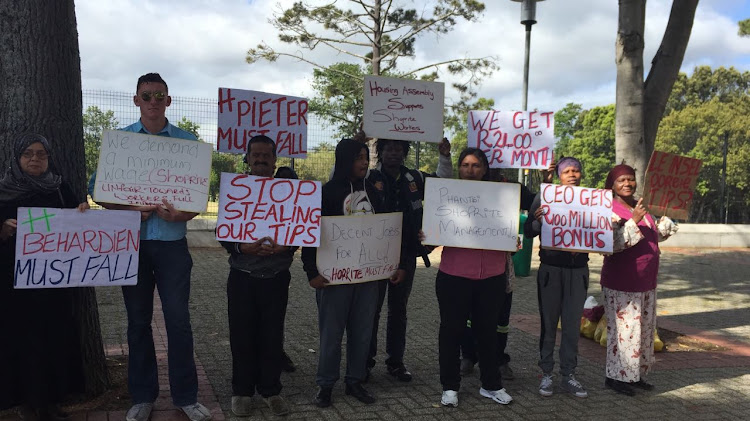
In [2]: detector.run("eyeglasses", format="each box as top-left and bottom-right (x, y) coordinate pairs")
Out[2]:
(139, 91), (167, 102)
(21, 150), (49, 160)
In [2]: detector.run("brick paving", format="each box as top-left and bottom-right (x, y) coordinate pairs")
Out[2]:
(2, 246), (749, 420)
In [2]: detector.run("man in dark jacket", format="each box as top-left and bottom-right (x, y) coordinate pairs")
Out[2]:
(220, 135), (294, 417)
(365, 137), (452, 382)
(524, 157), (589, 399)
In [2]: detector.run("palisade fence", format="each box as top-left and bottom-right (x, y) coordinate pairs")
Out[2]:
(83, 90), (340, 216)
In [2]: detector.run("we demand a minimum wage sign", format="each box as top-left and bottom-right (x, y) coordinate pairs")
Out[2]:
(15, 208), (141, 289)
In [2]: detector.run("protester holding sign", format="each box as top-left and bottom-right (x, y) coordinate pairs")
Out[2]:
(365, 137), (452, 383)
(434, 147), (513, 408)
(218, 135), (295, 417)
(0, 133), (89, 420)
(523, 157), (591, 399)
(301, 139), (387, 408)
(88, 73), (210, 421)
(601, 164), (678, 396)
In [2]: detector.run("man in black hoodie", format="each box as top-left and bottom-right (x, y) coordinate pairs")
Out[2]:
(302, 139), (387, 408)
(524, 157), (590, 400)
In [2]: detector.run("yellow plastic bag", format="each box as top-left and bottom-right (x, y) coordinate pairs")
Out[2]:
(581, 317), (597, 339)
(654, 328), (664, 352)
(594, 315), (607, 343)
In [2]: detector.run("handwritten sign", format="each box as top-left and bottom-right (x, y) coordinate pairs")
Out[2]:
(217, 87), (308, 158)
(468, 110), (555, 169)
(93, 130), (211, 212)
(14, 207), (140, 289)
(363, 75), (444, 143)
(215, 173), (322, 246)
(642, 151), (702, 220)
(316, 213), (402, 284)
(539, 183), (613, 253)
(422, 178), (520, 251)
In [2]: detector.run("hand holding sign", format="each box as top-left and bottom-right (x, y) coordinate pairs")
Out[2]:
(631, 198), (648, 224)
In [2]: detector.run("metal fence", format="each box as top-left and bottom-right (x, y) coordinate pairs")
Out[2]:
(83, 90), (341, 215)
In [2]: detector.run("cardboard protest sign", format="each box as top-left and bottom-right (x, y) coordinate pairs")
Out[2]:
(642, 151), (702, 220)
(539, 183), (613, 253)
(216, 173), (322, 246)
(316, 212), (402, 284)
(363, 75), (444, 143)
(14, 208), (140, 289)
(217, 87), (308, 158)
(92, 130), (211, 212)
(468, 110), (555, 169)
(422, 178), (520, 252)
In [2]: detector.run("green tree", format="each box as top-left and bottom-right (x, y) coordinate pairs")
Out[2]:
(555, 105), (616, 189)
(446, 97), (494, 177)
(82, 106), (119, 180)
(666, 66), (750, 114)
(739, 18), (750, 36)
(248, 1), (497, 135)
(553, 102), (584, 153)
(176, 116), (202, 140)
(294, 142), (336, 182)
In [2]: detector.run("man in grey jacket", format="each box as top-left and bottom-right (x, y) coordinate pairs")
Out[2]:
(220, 135), (296, 417)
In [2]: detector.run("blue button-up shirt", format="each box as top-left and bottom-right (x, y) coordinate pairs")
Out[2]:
(88, 119), (199, 241)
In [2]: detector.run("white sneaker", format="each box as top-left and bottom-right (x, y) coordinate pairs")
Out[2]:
(479, 387), (513, 405)
(181, 402), (212, 421)
(539, 373), (554, 397)
(126, 403), (153, 421)
(441, 390), (458, 407)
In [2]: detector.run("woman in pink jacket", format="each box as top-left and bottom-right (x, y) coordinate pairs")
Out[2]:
(435, 147), (512, 408)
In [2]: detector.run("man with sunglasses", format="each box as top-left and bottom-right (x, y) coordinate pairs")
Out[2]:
(88, 73), (211, 421)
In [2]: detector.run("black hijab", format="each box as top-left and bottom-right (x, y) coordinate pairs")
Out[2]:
(0, 133), (62, 203)
(331, 138), (368, 182)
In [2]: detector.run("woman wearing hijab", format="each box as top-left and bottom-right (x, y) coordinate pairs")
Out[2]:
(435, 147), (513, 408)
(301, 139), (386, 408)
(524, 157), (590, 398)
(0, 133), (89, 420)
(601, 164), (678, 396)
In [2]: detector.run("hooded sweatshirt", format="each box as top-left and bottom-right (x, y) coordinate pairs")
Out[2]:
(301, 139), (386, 280)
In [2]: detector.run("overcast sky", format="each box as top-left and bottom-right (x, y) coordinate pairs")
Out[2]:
(76, 0), (750, 114)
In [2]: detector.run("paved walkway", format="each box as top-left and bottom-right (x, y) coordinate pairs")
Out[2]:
(3, 247), (749, 420)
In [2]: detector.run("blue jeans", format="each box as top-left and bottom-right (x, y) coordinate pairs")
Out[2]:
(122, 239), (198, 406)
(315, 281), (378, 387)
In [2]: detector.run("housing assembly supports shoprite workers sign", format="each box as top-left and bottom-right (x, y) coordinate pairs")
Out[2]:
(363, 75), (444, 143)
(215, 173), (322, 246)
(14, 207), (141, 289)
(539, 183), (613, 253)
(217, 87), (308, 158)
(93, 130), (212, 213)
(422, 178), (520, 252)
(316, 212), (402, 285)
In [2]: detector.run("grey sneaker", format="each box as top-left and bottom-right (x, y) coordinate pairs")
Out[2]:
(181, 402), (212, 421)
(264, 395), (290, 416)
(126, 403), (153, 421)
(539, 373), (554, 397)
(560, 374), (588, 398)
(231, 396), (253, 416)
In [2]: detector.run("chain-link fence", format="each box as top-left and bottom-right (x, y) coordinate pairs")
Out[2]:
(83, 90), (341, 215)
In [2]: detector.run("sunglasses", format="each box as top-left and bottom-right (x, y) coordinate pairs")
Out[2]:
(139, 91), (167, 102)
(21, 150), (49, 160)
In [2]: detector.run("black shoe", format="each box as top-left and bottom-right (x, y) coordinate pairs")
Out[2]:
(314, 386), (333, 408)
(605, 378), (635, 396)
(632, 380), (655, 391)
(345, 383), (376, 404)
(387, 364), (413, 382)
(281, 350), (296, 373)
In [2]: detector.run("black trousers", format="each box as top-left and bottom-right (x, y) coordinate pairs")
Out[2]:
(227, 268), (290, 398)
(436, 270), (506, 391)
(461, 291), (513, 365)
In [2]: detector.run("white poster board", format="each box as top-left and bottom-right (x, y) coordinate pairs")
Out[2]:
(363, 75), (444, 143)
(316, 212), (402, 284)
(92, 130), (211, 212)
(14, 207), (140, 289)
(468, 110), (555, 169)
(422, 178), (520, 251)
(217, 87), (308, 158)
(215, 172), (322, 246)
(539, 183), (613, 253)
